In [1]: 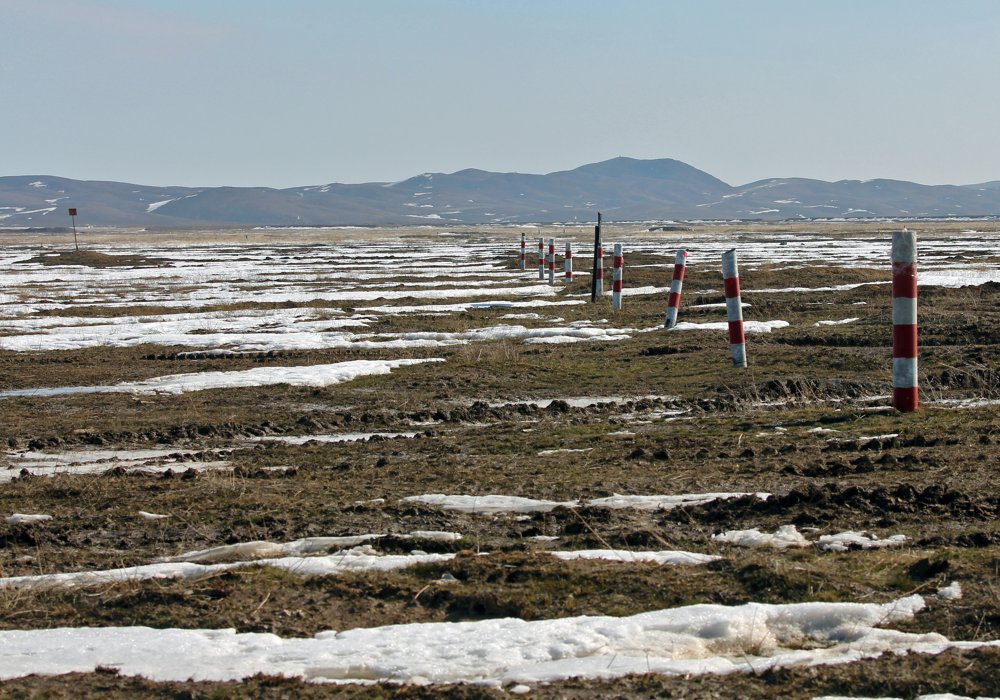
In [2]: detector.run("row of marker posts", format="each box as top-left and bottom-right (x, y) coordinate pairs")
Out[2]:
(517, 226), (919, 414)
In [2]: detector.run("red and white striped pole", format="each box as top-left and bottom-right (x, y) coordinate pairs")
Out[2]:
(537, 237), (545, 279)
(611, 243), (623, 310)
(722, 249), (747, 368)
(519, 232), (526, 271)
(664, 249), (687, 328)
(892, 229), (918, 412)
(547, 238), (556, 284)
(564, 241), (573, 282)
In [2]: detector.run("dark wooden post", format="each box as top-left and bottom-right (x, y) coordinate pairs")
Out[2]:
(590, 211), (602, 302)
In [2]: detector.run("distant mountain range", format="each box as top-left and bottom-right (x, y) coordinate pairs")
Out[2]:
(2, 157), (999, 228)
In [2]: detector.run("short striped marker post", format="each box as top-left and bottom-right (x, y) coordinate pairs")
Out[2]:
(564, 241), (573, 282)
(547, 238), (556, 284)
(611, 243), (623, 310)
(664, 249), (687, 328)
(722, 248), (747, 368)
(892, 229), (918, 412)
(538, 237), (545, 280)
(519, 232), (526, 271)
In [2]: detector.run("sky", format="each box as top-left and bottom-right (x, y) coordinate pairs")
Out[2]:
(2, 0), (1000, 188)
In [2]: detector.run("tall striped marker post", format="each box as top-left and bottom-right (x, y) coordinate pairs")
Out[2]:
(519, 232), (526, 271)
(590, 212), (603, 301)
(892, 229), (918, 412)
(564, 241), (573, 282)
(664, 249), (687, 328)
(547, 238), (556, 284)
(611, 243), (624, 310)
(722, 249), (747, 368)
(538, 238), (545, 280)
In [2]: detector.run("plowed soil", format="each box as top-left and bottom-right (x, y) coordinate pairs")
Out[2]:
(1, 222), (999, 698)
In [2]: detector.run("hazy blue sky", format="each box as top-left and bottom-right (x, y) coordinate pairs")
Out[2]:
(3, 0), (999, 188)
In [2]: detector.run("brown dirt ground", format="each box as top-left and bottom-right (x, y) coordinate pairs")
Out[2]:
(1, 222), (999, 697)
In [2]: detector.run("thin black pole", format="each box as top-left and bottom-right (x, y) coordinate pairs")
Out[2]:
(590, 211), (602, 302)
(68, 208), (79, 251)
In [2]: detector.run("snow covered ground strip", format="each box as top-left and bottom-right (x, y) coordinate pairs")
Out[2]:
(402, 492), (770, 513)
(551, 550), (719, 565)
(485, 394), (679, 409)
(1, 452), (231, 481)
(669, 320), (789, 333)
(3, 432), (418, 480)
(0, 544), (718, 591)
(0, 358), (443, 398)
(1, 594), (993, 687)
(712, 525), (908, 551)
(0, 546), (456, 591)
(3, 233), (997, 356)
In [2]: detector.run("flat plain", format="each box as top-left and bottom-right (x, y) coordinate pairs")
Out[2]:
(0, 221), (999, 698)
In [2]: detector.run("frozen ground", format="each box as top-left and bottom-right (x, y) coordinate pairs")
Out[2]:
(1, 224), (999, 696)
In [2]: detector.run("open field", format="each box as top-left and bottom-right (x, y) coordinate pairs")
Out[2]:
(1, 222), (999, 698)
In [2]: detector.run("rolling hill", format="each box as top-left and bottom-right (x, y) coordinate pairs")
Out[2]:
(2, 157), (998, 228)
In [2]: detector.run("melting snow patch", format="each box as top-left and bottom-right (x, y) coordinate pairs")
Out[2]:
(146, 199), (177, 213)
(586, 492), (770, 511)
(688, 302), (751, 309)
(402, 494), (576, 514)
(2, 595), (991, 686)
(551, 550), (719, 565)
(814, 318), (860, 326)
(669, 320), (789, 333)
(404, 492), (769, 514)
(6, 513), (52, 525)
(713, 525), (811, 549)
(251, 432), (418, 445)
(936, 582), (963, 600)
(0, 359), (443, 398)
(819, 532), (908, 552)
(157, 532), (462, 565)
(0, 545), (455, 591)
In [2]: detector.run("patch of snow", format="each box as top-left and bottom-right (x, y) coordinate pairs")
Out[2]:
(0, 545), (454, 591)
(586, 493), (770, 511)
(1, 595), (986, 687)
(936, 582), (963, 601)
(0, 359), (443, 398)
(814, 318), (860, 326)
(688, 302), (751, 310)
(251, 432), (418, 445)
(146, 199), (177, 213)
(668, 321), (789, 333)
(818, 531), (908, 552)
(402, 494), (576, 514)
(6, 513), (52, 525)
(551, 550), (719, 565)
(712, 525), (811, 549)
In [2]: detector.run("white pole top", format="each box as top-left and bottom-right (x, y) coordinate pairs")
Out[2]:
(722, 249), (739, 278)
(891, 230), (917, 264)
